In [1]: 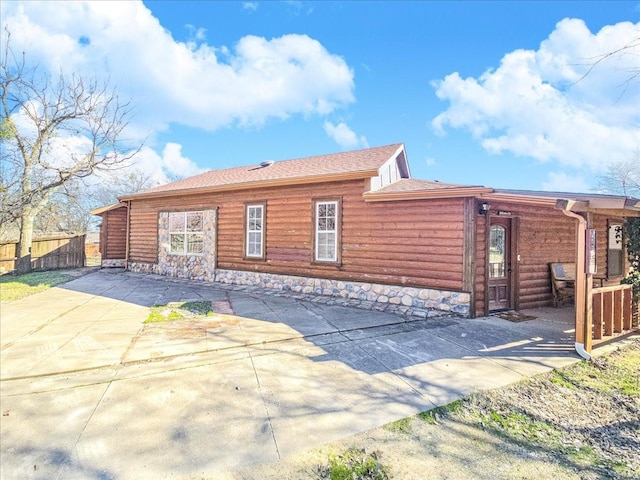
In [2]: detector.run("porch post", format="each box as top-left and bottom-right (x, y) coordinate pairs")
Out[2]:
(562, 209), (591, 359)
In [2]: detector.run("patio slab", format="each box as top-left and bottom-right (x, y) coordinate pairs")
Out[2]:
(0, 269), (601, 479)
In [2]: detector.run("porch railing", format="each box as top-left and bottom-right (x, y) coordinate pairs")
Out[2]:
(591, 284), (636, 342)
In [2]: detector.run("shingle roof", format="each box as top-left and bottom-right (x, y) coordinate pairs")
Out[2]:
(370, 178), (471, 193)
(363, 178), (492, 201)
(90, 203), (127, 215)
(122, 143), (405, 200)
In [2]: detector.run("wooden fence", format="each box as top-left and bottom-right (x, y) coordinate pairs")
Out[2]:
(591, 284), (637, 342)
(0, 235), (86, 273)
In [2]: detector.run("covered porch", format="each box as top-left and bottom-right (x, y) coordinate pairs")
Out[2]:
(556, 195), (640, 358)
(476, 189), (639, 359)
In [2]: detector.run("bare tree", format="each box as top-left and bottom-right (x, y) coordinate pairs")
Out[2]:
(576, 36), (640, 102)
(1, 31), (140, 273)
(595, 150), (640, 198)
(89, 168), (157, 210)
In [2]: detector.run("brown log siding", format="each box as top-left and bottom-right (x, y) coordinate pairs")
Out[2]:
(127, 179), (466, 291)
(474, 214), (487, 316)
(100, 207), (127, 260)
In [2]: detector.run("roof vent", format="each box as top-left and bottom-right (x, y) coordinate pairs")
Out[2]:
(260, 160), (274, 168)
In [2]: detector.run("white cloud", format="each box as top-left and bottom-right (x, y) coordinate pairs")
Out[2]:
(127, 143), (205, 185)
(0, 2), (354, 136)
(242, 2), (259, 12)
(541, 171), (590, 193)
(159, 143), (205, 178)
(185, 24), (207, 48)
(1, 0), (355, 185)
(425, 157), (436, 166)
(323, 121), (368, 148)
(432, 18), (640, 172)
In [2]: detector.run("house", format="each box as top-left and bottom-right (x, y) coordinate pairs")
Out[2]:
(95, 143), (640, 356)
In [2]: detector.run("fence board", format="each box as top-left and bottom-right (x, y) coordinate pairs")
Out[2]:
(623, 289), (632, 331)
(592, 292), (603, 340)
(0, 235), (86, 273)
(603, 291), (614, 337)
(613, 289), (623, 333)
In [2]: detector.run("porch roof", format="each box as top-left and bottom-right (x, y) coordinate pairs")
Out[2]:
(363, 178), (492, 201)
(363, 182), (640, 216)
(90, 203), (128, 216)
(482, 189), (640, 217)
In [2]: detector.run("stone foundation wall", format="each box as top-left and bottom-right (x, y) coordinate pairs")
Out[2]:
(215, 269), (470, 316)
(101, 259), (125, 268)
(129, 261), (158, 275)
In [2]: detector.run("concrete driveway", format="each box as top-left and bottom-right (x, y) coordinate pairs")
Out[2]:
(1, 270), (580, 479)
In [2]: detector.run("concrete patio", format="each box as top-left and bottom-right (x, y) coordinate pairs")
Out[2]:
(1, 269), (589, 479)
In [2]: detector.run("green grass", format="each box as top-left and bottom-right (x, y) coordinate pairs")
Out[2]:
(548, 370), (576, 389)
(559, 351), (640, 396)
(417, 399), (464, 424)
(478, 410), (564, 445)
(317, 448), (389, 480)
(0, 270), (77, 302)
(384, 417), (412, 435)
(144, 301), (214, 323)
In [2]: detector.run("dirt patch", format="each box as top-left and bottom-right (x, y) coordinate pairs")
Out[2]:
(232, 339), (640, 480)
(142, 315), (240, 339)
(56, 266), (101, 280)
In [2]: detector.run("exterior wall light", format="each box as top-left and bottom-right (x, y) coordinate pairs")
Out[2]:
(479, 202), (491, 215)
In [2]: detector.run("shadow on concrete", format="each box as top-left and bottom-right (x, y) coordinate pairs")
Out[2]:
(2, 270), (587, 478)
(57, 270), (578, 377)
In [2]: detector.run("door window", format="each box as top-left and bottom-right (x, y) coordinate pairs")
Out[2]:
(489, 225), (506, 279)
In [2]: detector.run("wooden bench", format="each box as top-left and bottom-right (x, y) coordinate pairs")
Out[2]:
(550, 262), (576, 307)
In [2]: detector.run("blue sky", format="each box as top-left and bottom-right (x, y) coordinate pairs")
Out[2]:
(2, 1), (639, 193)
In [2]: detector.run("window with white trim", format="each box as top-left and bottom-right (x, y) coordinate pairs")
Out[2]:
(314, 199), (340, 263)
(169, 211), (204, 255)
(245, 203), (265, 259)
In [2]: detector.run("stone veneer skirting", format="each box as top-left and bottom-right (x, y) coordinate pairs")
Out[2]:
(129, 261), (158, 275)
(129, 263), (471, 316)
(215, 269), (470, 316)
(101, 259), (126, 268)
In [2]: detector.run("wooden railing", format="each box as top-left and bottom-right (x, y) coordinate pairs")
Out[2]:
(591, 284), (636, 342)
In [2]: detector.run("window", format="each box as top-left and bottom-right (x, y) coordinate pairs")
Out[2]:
(244, 203), (265, 259)
(169, 211), (204, 255)
(313, 198), (341, 263)
(607, 223), (624, 277)
(489, 225), (506, 278)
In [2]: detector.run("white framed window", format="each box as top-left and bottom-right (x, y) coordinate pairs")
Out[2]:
(314, 198), (341, 263)
(169, 211), (204, 255)
(245, 202), (265, 259)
